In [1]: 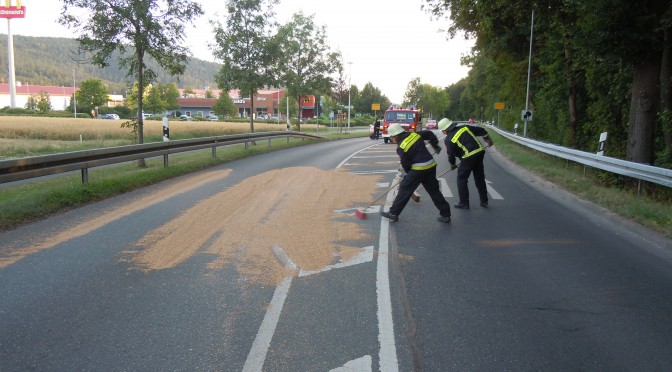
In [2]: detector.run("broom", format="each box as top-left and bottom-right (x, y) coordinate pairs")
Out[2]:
(409, 163), (461, 203)
(354, 177), (404, 220)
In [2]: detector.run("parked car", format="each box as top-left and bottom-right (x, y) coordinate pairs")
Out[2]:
(207, 115), (219, 121)
(179, 115), (192, 121)
(425, 119), (437, 130)
(100, 114), (120, 120)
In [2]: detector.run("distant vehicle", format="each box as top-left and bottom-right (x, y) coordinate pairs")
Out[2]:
(179, 115), (192, 121)
(425, 119), (437, 130)
(100, 114), (120, 120)
(207, 115), (219, 121)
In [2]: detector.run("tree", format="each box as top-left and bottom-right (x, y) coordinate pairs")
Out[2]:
(356, 82), (390, 116)
(59, 0), (204, 165)
(211, 0), (279, 135)
(36, 91), (53, 113)
(76, 78), (109, 116)
(273, 11), (342, 130)
(24, 95), (37, 111)
(213, 92), (238, 118)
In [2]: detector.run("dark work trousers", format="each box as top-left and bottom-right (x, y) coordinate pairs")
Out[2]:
(456, 151), (487, 205)
(389, 167), (451, 217)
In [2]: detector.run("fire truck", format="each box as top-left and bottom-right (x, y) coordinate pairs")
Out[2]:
(381, 106), (423, 143)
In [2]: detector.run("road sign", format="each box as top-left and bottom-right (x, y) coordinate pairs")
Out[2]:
(521, 109), (533, 121)
(495, 102), (505, 110)
(372, 103), (380, 111)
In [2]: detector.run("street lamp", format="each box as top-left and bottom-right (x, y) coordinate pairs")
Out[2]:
(72, 70), (76, 118)
(347, 61), (352, 131)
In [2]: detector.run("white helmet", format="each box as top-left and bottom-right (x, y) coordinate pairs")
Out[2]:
(438, 118), (456, 131)
(387, 123), (405, 137)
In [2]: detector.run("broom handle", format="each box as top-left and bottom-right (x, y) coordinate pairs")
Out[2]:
(370, 162), (460, 206)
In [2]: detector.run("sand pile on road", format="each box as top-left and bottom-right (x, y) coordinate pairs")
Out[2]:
(132, 167), (380, 285)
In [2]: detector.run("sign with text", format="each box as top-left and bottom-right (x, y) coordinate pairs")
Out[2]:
(494, 102), (505, 110)
(371, 103), (380, 111)
(0, 0), (25, 19)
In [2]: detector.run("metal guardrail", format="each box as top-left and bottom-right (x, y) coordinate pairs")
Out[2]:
(0, 131), (323, 184)
(488, 125), (672, 188)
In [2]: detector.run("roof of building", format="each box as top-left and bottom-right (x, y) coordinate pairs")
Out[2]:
(0, 83), (76, 97)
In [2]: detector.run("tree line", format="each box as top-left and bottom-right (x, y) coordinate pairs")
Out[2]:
(421, 0), (671, 169)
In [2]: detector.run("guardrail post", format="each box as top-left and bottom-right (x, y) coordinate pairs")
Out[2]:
(245, 141), (248, 150)
(163, 154), (168, 168)
(212, 146), (217, 158)
(81, 168), (88, 184)
(268, 138), (272, 147)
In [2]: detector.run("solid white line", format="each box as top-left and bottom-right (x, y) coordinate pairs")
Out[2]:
(377, 188), (399, 371)
(242, 275), (293, 372)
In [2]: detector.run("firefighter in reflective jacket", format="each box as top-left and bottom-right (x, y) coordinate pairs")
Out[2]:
(380, 123), (452, 223)
(438, 118), (494, 209)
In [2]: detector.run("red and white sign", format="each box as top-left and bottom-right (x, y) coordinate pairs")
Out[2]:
(0, 6), (25, 19)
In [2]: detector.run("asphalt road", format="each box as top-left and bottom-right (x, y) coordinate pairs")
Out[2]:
(1, 134), (671, 371)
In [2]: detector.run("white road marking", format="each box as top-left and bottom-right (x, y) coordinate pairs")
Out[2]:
(244, 244), (377, 371)
(336, 144), (379, 169)
(299, 246), (373, 277)
(377, 182), (399, 372)
(486, 179), (503, 199)
(439, 177), (453, 197)
(353, 170), (399, 175)
(242, 264), (293, 372)
(353, 155), (399, 158)
(329, 355), (372, 372)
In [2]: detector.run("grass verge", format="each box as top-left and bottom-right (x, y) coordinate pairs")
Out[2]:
(0, 134), (362, 231)
(489, 131), (672, 238)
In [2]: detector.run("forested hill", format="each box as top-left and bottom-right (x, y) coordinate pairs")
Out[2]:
(0, 34), (220, 94)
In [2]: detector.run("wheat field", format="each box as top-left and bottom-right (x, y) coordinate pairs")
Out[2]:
(0, 116), (316, 159)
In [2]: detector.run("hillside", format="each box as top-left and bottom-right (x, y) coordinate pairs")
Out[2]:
(0, 34), (221, 94)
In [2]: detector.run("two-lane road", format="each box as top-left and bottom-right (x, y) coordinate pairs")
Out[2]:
(1, 135), (671, 371)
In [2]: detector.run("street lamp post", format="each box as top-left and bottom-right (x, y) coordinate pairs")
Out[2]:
(72, 70), (76, 118)
(347, 61), (352, 132)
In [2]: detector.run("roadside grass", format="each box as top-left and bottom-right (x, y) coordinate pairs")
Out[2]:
(0, 132), (365, 231)
(489, 131), (672, 238)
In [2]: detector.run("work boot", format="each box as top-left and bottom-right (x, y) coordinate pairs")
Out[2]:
(436, 215), (451, 223)
(454, 203), (470, 209)
(380, 211), (399, 222)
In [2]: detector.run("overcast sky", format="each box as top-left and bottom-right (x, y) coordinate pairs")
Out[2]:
(2, 0), (473, 103)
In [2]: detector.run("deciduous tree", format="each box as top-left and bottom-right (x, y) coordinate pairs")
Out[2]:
(59, 0), (203, 165)
(211, 0), (278, 134)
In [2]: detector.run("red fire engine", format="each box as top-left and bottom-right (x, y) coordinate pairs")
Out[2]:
(381, 106), (423, 143)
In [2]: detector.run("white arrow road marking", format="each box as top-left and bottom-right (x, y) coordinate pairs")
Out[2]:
(244, 245), (377, 371)
(242, 264), (293, 372)
(439, 177), (453, 198)
(299, 246), (373, 277)
(329, 355), (372, 372)
(486, 179), (503, 199)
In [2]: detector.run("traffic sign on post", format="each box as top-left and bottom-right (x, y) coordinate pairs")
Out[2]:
(521, 110), (533, 121)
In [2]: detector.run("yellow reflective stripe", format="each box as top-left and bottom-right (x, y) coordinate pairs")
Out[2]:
(399, 132), (421, 152)
(411, 160), (437, 170)
(450, 127), (484, 158)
